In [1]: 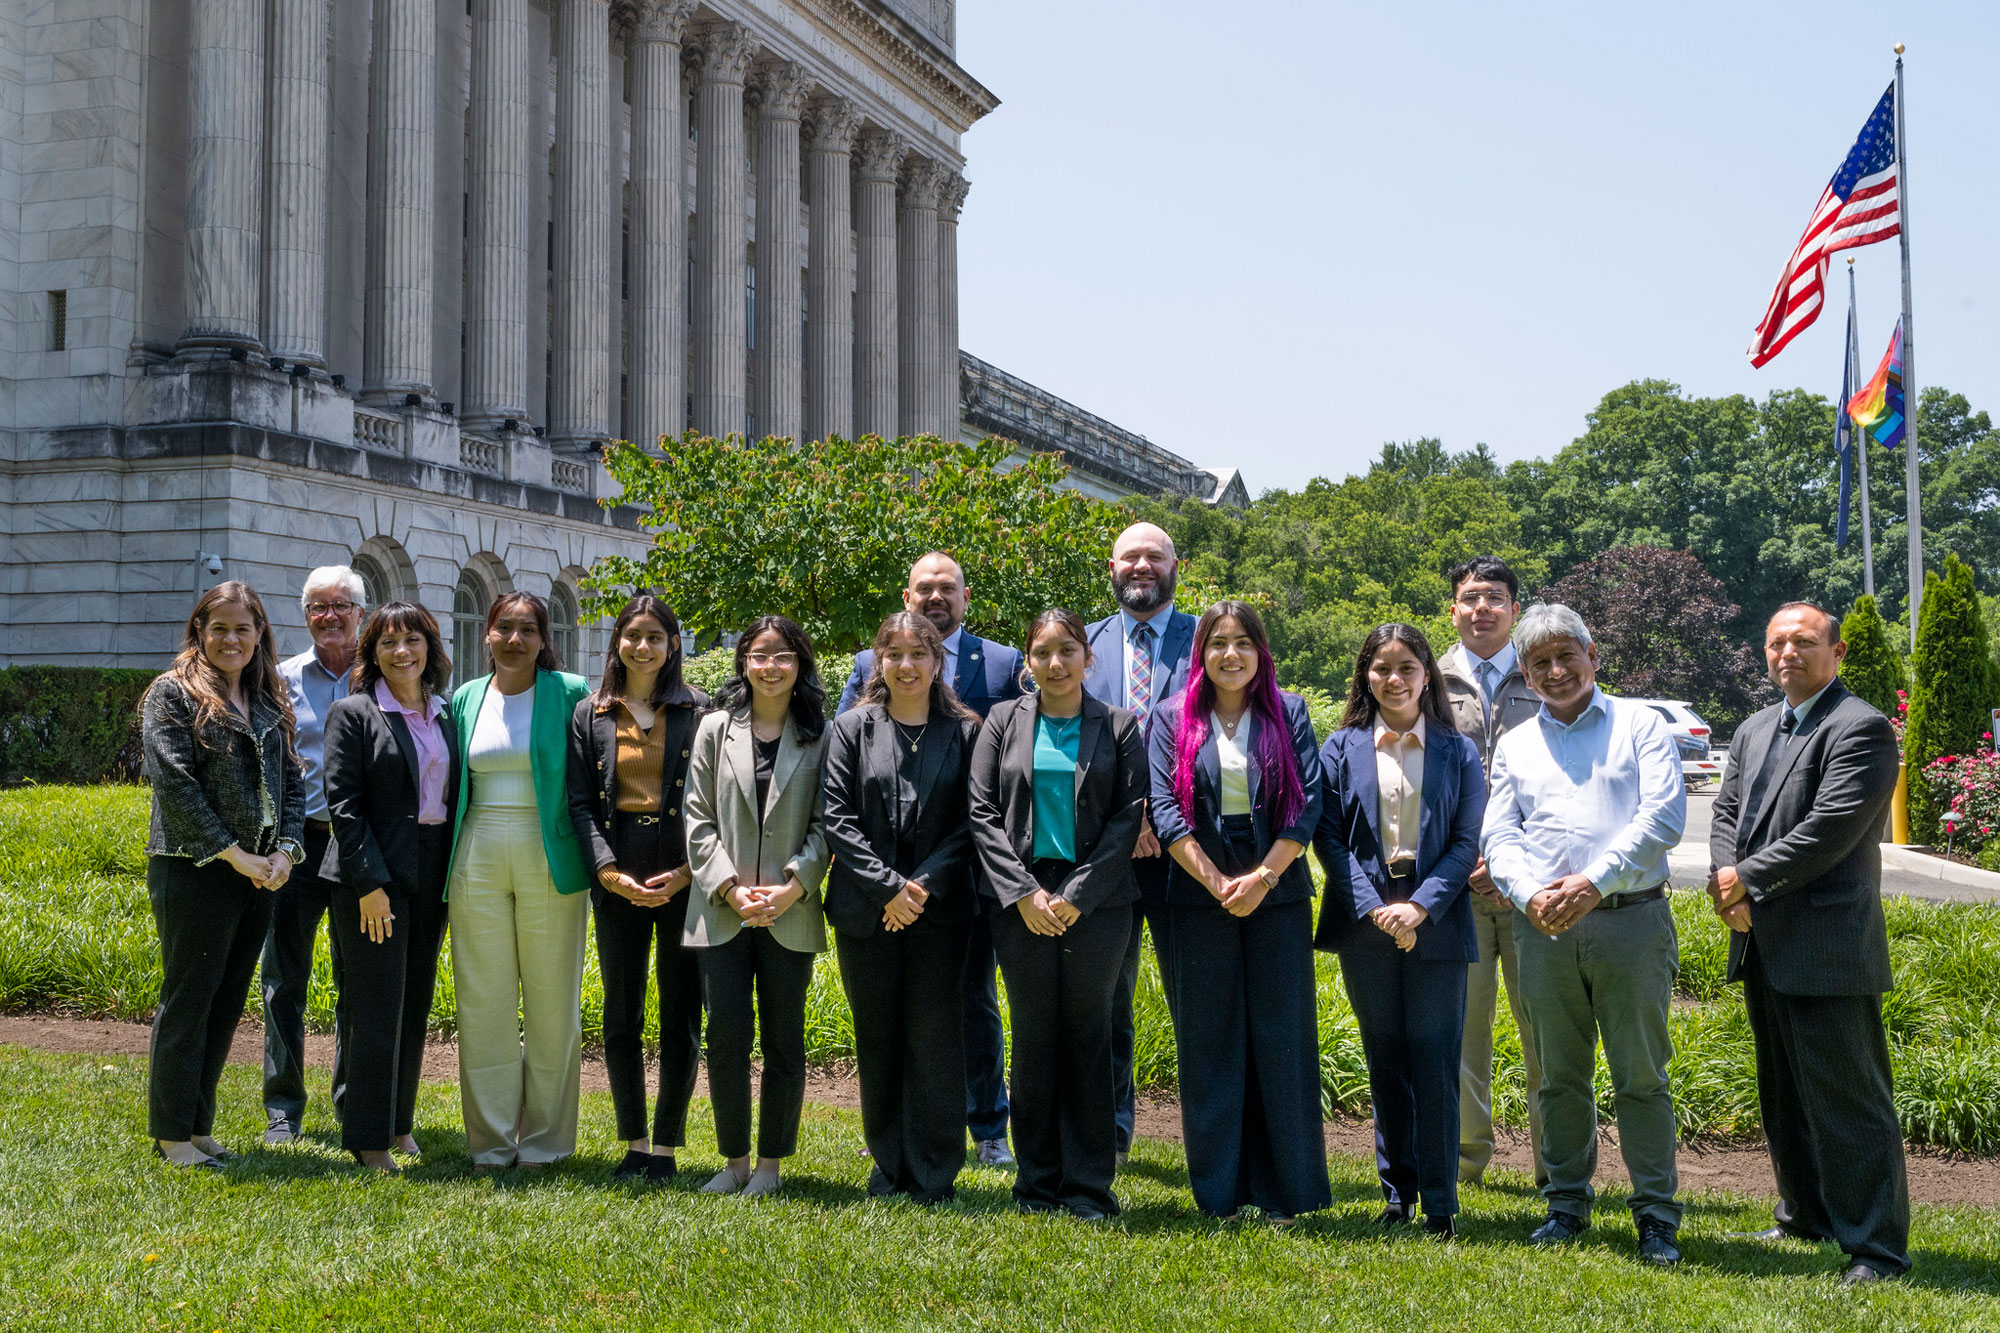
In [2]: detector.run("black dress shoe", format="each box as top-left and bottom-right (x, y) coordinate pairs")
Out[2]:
(1528, 1211), (1589, 1246)
(1838, 1261), (1894, 1287)
(1423, 1214), (1457, 1240)
(613, 1150), (650, 1181)
(645, 1155), (677, 1184)
(1376, 1202), (1417, 1226)
(1637, 1218), (1682, 1266)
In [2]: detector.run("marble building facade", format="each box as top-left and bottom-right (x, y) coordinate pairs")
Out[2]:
(0, 0), (1236, 672)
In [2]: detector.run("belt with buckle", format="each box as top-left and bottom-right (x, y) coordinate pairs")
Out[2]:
(1386, 859), (1417, 879)
(305, 818), (332, 836)
(630, 814), (661, 827)
(1597, 884), (1667, 910)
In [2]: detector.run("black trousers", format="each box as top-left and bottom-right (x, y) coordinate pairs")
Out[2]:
(148, 855), (276, 1141)
(593, 812), (704, 1146)
(1338, 921), (1467, 1218)
(993, 880), (1130, 1216)
(1741, 941), (1911, 1274)
(1112, 850), (1172, 1151)
(836, 914), (971, 1203)
(962, 907), (1010, 1144)
(699, 927), (815, 1160)
(261, 821), (345, 1129)
(328, 823), (450, 1152)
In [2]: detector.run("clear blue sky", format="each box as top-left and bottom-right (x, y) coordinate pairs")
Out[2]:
(952, 0), (2000, 494)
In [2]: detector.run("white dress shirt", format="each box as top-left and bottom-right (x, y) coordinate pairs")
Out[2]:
(1212, 713), (1253, 816)
(939, 625), (963, 691)
(1481, 687), (1686, 912)
(1450, 641), (1518, 699)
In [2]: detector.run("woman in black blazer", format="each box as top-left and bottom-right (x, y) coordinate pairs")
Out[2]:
(1311, 623), (1485, 1237)
(1148, 600), (1328, 1223)
(566, 595), (709, 1184)
(820, 612), (981, 1204)
(321, 601), (459, 1173)
(968, 607), (1147, 1219)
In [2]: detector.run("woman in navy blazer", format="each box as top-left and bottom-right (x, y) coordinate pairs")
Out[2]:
(1148, 600), (1329, 1223)
(1312, 623), (1485, 1237)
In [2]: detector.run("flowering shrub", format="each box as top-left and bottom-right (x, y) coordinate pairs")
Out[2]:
(1921, 743), (2000, 860)
(1890, 689), (1909, 744)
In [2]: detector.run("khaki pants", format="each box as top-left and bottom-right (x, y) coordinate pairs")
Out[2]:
(1458, 891), (1545, 1184)
(449, 805), (589, 1166)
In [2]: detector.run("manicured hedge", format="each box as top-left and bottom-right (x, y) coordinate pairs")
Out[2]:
(0, 666), (159, 785)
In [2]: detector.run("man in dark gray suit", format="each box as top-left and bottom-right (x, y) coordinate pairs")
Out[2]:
(1708, 601), (1909, 1285)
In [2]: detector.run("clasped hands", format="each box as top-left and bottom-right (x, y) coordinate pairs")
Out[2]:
(221, 843), (291, 892)
(882, 878), (931, 933)
(1207, 867), (1272, 919)
(1526, 874), (1602, 937)
(1706, 865), (1752, 933)
(1368, 901), (1428, 951)
(1017, 888), (1082, 936)
(599, 863), (694, 908)
(727, 876), (806, 929)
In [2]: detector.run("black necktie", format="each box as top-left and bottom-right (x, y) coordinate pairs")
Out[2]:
(1742, 708), (1797, 847)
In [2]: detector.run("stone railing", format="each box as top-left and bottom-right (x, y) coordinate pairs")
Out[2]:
(459, 435), (504, 474)
(551, 457), (593, 495)
(353, 408), (403, 454)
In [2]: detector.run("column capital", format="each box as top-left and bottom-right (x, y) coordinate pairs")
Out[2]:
(938, 171), (970, 221)
(899, 156), (949, 212)
(854, 127), (907, 182)
(629, 0), (696, 44)
(692, 20), (756, 83)
(749, 60), (811, 120)
(805, 95), (863, 154)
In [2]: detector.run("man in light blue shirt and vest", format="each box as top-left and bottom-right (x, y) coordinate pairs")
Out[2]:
(1482, 602), (1687, 1267)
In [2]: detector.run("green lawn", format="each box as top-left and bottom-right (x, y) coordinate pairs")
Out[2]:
(0, 1047), (1994, 1331)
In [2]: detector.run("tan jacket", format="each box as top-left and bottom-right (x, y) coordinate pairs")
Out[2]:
(682, 708), (831, 954)
(1440, 651), (1542, 780)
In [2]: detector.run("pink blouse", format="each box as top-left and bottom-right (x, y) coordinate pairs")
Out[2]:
(374, 679), (450, 824)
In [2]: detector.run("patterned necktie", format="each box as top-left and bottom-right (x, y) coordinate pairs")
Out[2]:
(1478, 659), (1498, 704)
(1129, 623), (1157, 732)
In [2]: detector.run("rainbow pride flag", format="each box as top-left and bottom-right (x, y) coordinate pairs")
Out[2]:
(1847, 318), (1906, 449)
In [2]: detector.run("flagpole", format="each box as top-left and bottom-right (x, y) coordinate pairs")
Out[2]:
(1847, 258), (1875, 596)
(1894, 44), (1922, 646)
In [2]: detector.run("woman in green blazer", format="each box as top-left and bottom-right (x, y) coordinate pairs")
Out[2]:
(446, 591), (593, 1169)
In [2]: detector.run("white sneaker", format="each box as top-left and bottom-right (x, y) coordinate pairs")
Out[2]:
(975, 1138), (1014, 1167)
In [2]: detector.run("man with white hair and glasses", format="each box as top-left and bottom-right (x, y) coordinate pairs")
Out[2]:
(1481, 603), (1687, 1267)
(260, 565), (365, 1144)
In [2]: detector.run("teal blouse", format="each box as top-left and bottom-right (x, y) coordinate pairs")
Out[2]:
(1031, 711), (1082, 862)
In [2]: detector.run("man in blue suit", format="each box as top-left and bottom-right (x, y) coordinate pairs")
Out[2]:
(836, 551), (1024, 1166)
(1082, 522), (1197, 1165)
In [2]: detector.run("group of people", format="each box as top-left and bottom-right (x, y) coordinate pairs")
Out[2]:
(135, 524), (1912, 1283)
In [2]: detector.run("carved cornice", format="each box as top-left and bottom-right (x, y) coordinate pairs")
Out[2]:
(853, 126), (906, 181)
(691, 20), (757, 83)
(899, 156), (949, 211)
(750, 61), (812, 120)
(629, 0), (696, 44)
(804, 94), (864, 155)
(801, 0), (999, 132)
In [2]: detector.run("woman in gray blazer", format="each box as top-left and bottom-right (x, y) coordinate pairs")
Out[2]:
(683, 615), (831, 1197)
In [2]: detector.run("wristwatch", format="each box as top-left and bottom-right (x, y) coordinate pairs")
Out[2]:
(1256, 865), (1279, 890)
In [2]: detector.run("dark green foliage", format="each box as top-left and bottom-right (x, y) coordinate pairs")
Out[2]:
(1838, 593), (1908, 718)
(1904, 555), (2000, 843)
(0, 666), (159, 784)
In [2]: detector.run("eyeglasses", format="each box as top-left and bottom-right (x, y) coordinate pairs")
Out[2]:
(745, 652), (798, 668)
(306, 601), (359, 617)
(1455, 592), (1513, 609)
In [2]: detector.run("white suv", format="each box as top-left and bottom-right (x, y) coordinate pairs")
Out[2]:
(1630, 699), (1725, 788)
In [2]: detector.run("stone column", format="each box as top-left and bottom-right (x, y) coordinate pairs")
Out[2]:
(936, 171), (967, 441)
(462, 0), (532, 432)
(177, 0), (265, 357)
(691, 22), (755, 439)
(626, 0), (697, 450)
(548, 0), (612, 447)
(263, 0), (327, 367)
(897, 156), (946, 438)
(804, 97), (860, 443)
(852, 128), (904, 439)
(751, 62), (809, 442)
(362, 0), (437, 401)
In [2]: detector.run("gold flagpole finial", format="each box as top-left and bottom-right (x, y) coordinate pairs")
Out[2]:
(1894, 43), (1905, 54)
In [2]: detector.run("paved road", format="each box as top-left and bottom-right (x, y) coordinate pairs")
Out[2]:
(1669, 789), (1998, 906)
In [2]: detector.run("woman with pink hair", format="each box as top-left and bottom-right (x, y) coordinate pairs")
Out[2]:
(1147, 600), (1329, 1223)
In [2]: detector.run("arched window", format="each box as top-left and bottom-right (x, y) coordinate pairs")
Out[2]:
(353, 553), (391, 614)
(550, 583), (580, 673)
(453, 569), (488, 687)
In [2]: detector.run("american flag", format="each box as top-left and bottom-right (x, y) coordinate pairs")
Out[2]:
(1747, 85), (1900, 367)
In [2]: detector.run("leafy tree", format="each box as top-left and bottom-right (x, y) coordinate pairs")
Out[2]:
(1838, 594), (1907, 718)
(588, 433), (1130, 651)
(1540, 545), (1770, 732)
(1904, 554), (2000, 843)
